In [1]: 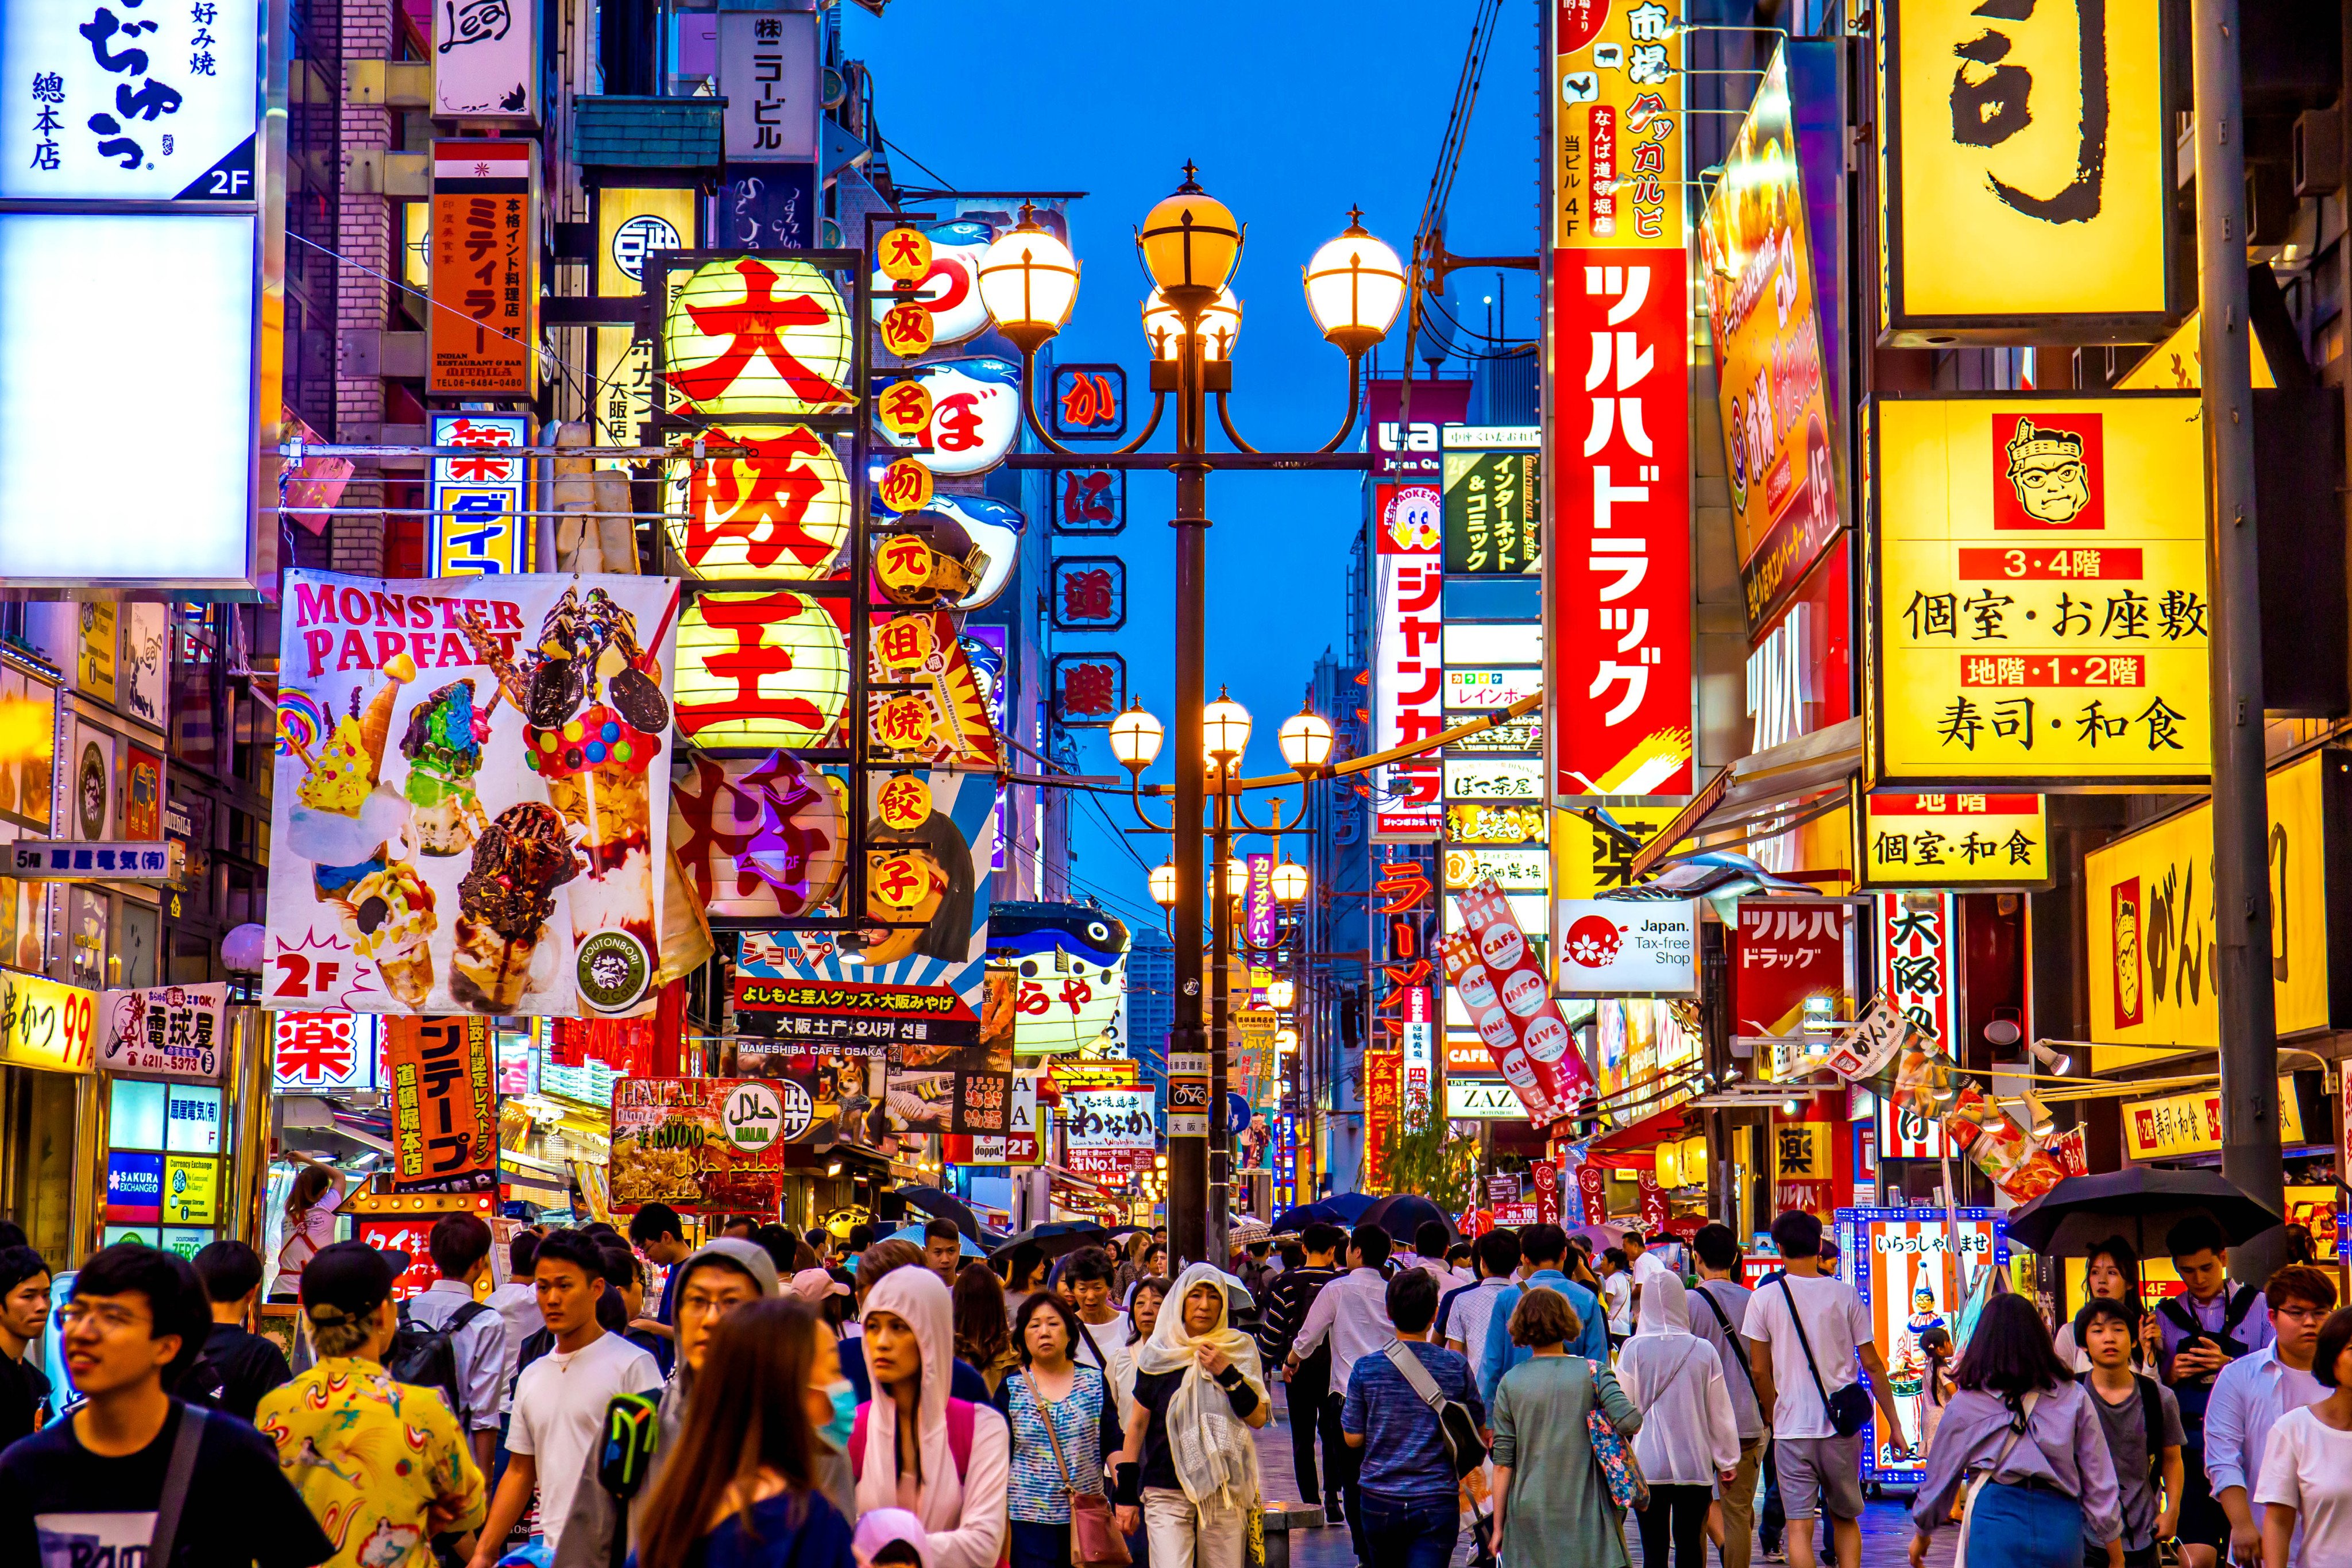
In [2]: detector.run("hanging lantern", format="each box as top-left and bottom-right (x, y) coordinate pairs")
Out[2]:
(879, 300), (935, 357)
(667, 750), (847, 918)
(667, 425), (849, 581)
(869, 221), (994, 349)
(673, 590), (849, 749)
(665, 255), (854, 418)
(871, 848), (936, 911)
(876, 457), (935, 515)
(876, 379), (933, 437)
(870, 357), (1021, 477)
(875, 772), (933, 831)
(875, 533), (942, 604)
(872, 613), (936, 672)
(875, 514), (983, 607)
(876, 227), (932, 283)
(864, 610), (999, 767)
(870, 694), (939, 759)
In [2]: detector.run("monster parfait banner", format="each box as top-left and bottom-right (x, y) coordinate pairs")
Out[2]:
(1866, 396), (2210, 787)
(1550, 0), (1691, 798)
(266, 573), (683, 1017)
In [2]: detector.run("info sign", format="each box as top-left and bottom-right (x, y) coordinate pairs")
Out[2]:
(1866, 395), (2210, 787)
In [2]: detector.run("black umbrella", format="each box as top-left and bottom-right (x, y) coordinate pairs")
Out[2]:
(1269, 1199), (1340, 1235)
(893, 1185), (985, 1244)
(2004, 1168), (2282, 1256)
(1361, 1193), (1458, 1251)
(988, 1220), (1110, 1263)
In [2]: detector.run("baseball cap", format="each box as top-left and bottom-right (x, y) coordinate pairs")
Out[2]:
(852, 1508), (930, 1568)
(301, 1239), (399, 1316)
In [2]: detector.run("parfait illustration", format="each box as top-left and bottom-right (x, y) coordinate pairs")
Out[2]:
(288, 655), (417, 875)
(341, 860), (437, 1008)
(400, 678), (495, 855)
(483, 587), (673, 1013)
(450, 801), (580, 1012)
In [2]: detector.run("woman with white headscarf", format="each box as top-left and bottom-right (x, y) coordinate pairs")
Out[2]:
(1114, 1262), (1270, 1568)
(854, 1264), (1011, 1568)
(1616, 1272), (1740, 1568)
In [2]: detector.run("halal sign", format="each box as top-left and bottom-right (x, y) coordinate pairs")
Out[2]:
(722, 1081), (785, 1152)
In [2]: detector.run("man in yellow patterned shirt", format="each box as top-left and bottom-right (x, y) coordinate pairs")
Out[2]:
(256, 1241), (488, 1568)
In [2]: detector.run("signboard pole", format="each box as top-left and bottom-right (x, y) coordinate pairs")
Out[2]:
(2192, 0), (2287, 1274)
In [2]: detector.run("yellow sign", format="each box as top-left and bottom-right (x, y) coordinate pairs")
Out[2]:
(1554, 805), (1685, 899)
(1856, 789), (2050, 889)
(78, 604), (117, 705)
(2084, 750), (2351, 1062)
(594, 190), (698, 464)
(2121, 1078), (2304, 1161)
(1554, 0), (1683, 250)
(1878, 0), (2177, 340)
(1867, 395), (2210, 787)
(1699, 46), (1841, 628)
(0, 967), (96, 1073)
(1772, 1121), (1831, 1181)
(163, 1154), (218, 1226)
(2116, 311), (2280, 392)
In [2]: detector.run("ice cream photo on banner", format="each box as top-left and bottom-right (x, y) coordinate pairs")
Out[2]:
(269, 573), (681, 1017)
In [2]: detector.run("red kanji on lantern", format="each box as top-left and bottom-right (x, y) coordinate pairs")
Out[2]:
(686, 427), (840, 572)
(874, 616), (930, 669)
(672, 257), (852, 407)
(678, 595), (831, 733)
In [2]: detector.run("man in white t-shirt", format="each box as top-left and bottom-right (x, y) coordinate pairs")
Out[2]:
(1624, 1228), (1673, 1325)
(1743, 1211), (1906, 1568)
(465, 1227), (661, 1568)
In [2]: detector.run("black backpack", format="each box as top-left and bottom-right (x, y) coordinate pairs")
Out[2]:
(387, 1299), (491, 1426)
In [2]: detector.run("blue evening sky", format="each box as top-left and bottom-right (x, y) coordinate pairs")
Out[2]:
(843, 0), (1544, 925)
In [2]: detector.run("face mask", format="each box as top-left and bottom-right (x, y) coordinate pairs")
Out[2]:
(822, 1378), (856, 1450)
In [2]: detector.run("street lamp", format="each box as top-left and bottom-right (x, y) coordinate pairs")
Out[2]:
(1270, 859), (1310, 904)
(1149, 863), (1180, 909)
(1203, 688), (1253, 770)
(980, 163), (1401, 1270)
(1278, 704), (1335, 776)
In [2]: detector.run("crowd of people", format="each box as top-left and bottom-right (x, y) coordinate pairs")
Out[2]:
(1, 1198), (2349, 1568)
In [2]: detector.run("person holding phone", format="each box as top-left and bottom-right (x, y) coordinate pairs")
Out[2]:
(2158, 1219), (2276, 1568)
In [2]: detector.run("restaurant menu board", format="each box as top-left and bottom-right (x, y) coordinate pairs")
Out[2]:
(608, 1076), (795, 1214)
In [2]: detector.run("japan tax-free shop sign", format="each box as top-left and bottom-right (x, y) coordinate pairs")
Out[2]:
(0, 0), (271, 588)
(1863, 394), (2210, 789)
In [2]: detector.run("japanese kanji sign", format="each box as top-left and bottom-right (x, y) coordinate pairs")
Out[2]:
(1049, 364), (1127, 441)
(1051, 469), (1126, 536)
(666, 750), (846, 921)
(1857, 791), (2050, 890)
(1879, 0), (2179, 342)
(1867, 396), (2210, 786)
(1372, 484), (1443, 841)
(1064, 1088), (1155, 1177)
(1700, 44), (1843, 632)
(1050, 557), (1127, 632)
(269, 1011), (379, 1092)
(2, 0), (260, 200)
(430, 413), (531, 577)
(2122, 1077), (2305, 1161)
(430, 141), (538, 396)
(867, 221), (992, 349)
(1876, 891), (1953, 1070)
(718, 11), (819, 163)
(98, 983), (226, 1080)
(1442, 447), (1541, 575)
(381, 1016), (497, 1192)
(667, 426), (849, 582)
(2084, 749), (2352, 1060)
(1051, 652), (1125, 727)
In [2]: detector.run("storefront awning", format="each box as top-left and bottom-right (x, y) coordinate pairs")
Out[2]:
(1628, 717), (1863, 880)
(1592, 1101), (1697, 1158)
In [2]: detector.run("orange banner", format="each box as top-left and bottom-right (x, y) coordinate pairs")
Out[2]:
(382, 1017), (497, 1192)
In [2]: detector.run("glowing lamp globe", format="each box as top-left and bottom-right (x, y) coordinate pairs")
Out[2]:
(1271, 859), (1310, 904)
(1143, 288), (1241, 363)
(1265, 978), (1296, 1010)
(666, 256), (855, 418)
(1148, 863), (1180, 907)
(1202, 688), (1252, 765)
(975, 206), (1080, 356)
(1303, 213), (1407, 356)
(1223, 859), (1250, 899)
(1109, 705), (1165, 773)
(1277, 705), (1334, 774)
(673, 590), (849, 749)
(1137, 169), (1242, 309)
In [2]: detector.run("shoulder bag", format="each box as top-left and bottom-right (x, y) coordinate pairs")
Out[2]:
(1775, 1276), (1872, 1438)
(1022, 1368), (1131, 1568)
(148, 1404), (207, 1568)
(1583, 1359), (1651, 1512)
(1381, 1341), (1489, 1479)
(1694, 1284), (1759, 1396)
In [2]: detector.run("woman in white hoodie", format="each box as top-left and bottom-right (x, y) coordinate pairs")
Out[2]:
(1615, 1272), (1741, 1568)
(854, 1264), (1011, 1568)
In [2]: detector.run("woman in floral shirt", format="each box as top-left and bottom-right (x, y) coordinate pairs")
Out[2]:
(992, 1293), (1138, 1568)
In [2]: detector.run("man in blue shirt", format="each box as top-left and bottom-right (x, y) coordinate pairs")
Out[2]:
(2202, 1262), (2332, 1568)
(1478, 1221), (1606, 1407)
(1345, 1268), (1484, 1568)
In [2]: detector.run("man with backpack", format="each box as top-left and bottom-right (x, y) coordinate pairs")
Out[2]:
(2077, 1297), (2184, 1568)
(2157, 1216), (2275, 1568)
(184, 1239), (292, 1423)
(400, 1211), (508, 1476)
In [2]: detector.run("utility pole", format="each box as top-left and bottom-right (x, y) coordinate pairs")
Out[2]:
(2192, 0), (2287, 1277)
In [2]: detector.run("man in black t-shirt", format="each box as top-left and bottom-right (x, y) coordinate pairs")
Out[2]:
(0, 1242), (331, 1568)
(183, 1241), (292, 1423)
(0, 1245), (53, 1446)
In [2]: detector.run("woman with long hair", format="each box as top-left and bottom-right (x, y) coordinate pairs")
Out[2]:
(1619, 1275), (1740, 1568)
(270, 1150), (346, 1302)
(1115, 1263), (1269, 1568)
(1908, 1292), (2122, 1568)
(955, 1261), (1020, 1398)
(856, 1264), (1010, 1568)
(1004, 1242), (1051, 1324)
(631, 1296), (855, 1568)
(994, 1292), (1138, 1568)
(1917, 1325), (1957, 1455)
(2050, 1236), (2155, 1372)
(1489, 1285), (1642, 1568)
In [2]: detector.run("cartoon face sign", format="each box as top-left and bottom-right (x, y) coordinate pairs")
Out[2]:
(1999, 415), (2098, 528)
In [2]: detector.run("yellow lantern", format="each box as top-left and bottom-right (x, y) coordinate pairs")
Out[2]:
(665, 255), (854, 418)
(673, 590), (849, 749)
(876, 772), (933, 831)
(875, 534), (938, 602)
(878, 457), (934, 514)
(875, 378), (933, 437)
(872, 613), (936, 672)
(871, 693), (938, 755)
(879, 300), (935, 357)
(871, 849), (934, 911)
(669, 425), (849, 581)
(877, 227), (932, 283)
